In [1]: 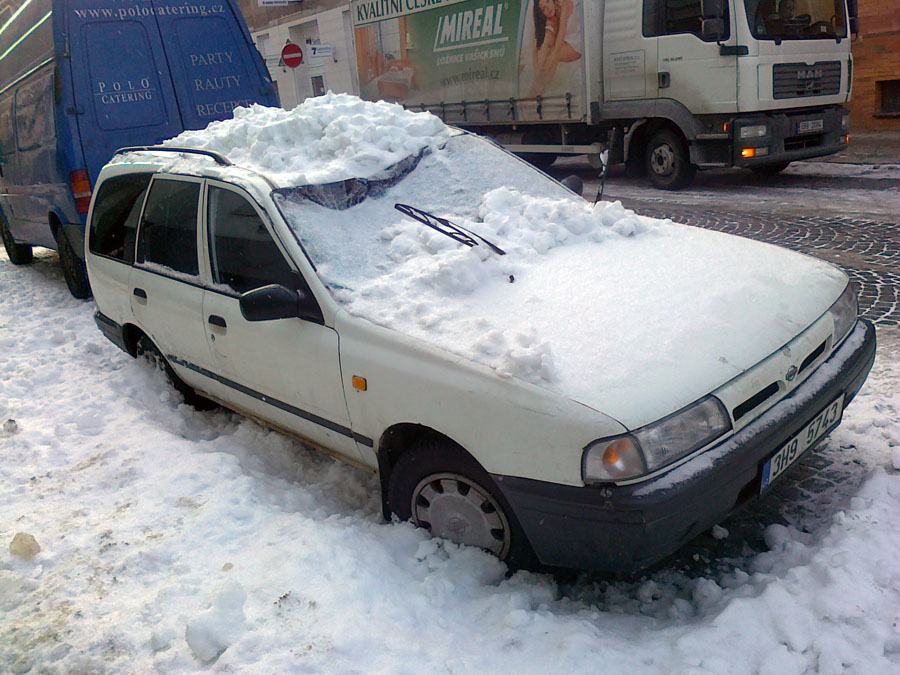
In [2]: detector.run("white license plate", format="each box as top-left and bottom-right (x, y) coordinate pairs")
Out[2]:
(761, 395), (844, 491)
(798, 119), (824, 134)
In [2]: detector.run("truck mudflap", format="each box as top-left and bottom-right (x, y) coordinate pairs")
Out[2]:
(731, 107), (848, 167)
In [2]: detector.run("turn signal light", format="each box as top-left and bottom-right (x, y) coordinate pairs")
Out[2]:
(741, 148), (756, 158)
(352, 375), (367, 392)
(69, 169), (92, 215)
(841, 134), (849, 144)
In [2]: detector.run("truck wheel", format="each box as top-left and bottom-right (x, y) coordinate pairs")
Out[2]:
(751, 162), (791, 177)
(135, 334), (217, 411)
(645, 129), (695, 190)
(388, 440), (537, 570)
(58, 230), (92, 299)
(1, 218), (33, 265)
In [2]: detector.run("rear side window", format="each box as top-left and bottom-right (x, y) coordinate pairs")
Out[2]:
(137, 179), (200, 276)
(89, 174), (152, 263)
(207, 186), (298, 294)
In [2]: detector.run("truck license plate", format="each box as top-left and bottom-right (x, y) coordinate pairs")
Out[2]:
(798, 119), (824, 134)
(761, 395), (844, 492)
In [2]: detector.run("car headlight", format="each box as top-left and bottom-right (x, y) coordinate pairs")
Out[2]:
(828, 283), (858, 345)
(740, 125), (767, 139)
(583, 396), (732, 483)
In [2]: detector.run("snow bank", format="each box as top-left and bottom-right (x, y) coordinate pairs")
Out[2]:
(0, 250), (898, 673)
(162, 93), (450, 186)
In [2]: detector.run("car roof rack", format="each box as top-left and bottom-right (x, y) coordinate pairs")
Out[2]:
(113, 146), (233, 166)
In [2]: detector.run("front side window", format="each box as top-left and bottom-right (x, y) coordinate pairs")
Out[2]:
(745, 0), (847, 40)
(643, 0), (731, 40)
(207, 186), (298, 294)
(89, 173), (152, 263)
(137, 179), (200, 276)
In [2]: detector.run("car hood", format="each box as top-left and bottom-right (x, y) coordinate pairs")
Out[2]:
(468, 224), (848, 429)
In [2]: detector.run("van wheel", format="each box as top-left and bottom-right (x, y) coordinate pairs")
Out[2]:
(1, 219), (33, 265)
(135, 334), (217, 411)
(58, 231), (92, 299)
(645, 129), (695, 190)
(388, 441), (537, 570)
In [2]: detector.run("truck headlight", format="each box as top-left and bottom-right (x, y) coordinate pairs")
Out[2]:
(583, 397), (732, 483)
(828, 283), (858, 345)
(740, 125), (767, 139)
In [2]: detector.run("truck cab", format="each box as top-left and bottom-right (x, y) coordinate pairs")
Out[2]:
(603, 0), (852, 188)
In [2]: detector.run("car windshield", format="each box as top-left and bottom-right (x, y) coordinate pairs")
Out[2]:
(273, 133), (575, 293)
(745, 0), (847, 40)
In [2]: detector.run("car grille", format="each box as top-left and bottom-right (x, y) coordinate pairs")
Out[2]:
(773, 61), (841, 99)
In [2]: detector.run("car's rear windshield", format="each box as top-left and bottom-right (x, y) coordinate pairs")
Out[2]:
(274, 133), (575, 292)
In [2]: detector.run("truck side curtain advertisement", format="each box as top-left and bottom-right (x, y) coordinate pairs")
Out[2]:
(351, 0), (585, 123)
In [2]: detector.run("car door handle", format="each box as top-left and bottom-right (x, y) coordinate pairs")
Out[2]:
(133, 287), (147, 299)
(208, 315), (227, 328)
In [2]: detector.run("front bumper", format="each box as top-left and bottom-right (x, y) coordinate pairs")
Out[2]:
(732, 106), (847, 167)
(493, 319), (876, 574)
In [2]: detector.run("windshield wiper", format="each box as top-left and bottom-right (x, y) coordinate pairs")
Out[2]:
(394, 203), (506, 256)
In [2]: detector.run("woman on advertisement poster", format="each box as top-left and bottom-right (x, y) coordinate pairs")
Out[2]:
(524, 0), (582, 98)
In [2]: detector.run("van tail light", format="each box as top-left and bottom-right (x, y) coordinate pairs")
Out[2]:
(70, 170), (92, 215)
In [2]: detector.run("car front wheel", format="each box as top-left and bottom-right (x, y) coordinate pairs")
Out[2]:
(388, 440), (536, 569)
(136, 334), (217, 411)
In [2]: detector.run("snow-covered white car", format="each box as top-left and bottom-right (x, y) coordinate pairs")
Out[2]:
(85, 95), (876, 573)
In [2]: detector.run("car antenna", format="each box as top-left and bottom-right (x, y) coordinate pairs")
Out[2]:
(593, 149), (610, 205)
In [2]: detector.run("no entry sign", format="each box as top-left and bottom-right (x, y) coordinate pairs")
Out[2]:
(281, 42), (303, 68)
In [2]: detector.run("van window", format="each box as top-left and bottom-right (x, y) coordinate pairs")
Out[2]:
(207, 186), (297, 294)
(137, 179), (200, 276)
(89, 174), (152, 263)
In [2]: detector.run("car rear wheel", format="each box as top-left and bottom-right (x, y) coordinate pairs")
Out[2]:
(135, 334), (217, 411)
(1, 218), (33, 265)
(388, 440), (537, 569)
(58, 231), (92, 299)
(645, 129), (695, 190)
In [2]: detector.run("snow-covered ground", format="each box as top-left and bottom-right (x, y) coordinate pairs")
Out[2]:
(2, 248), (899, 673)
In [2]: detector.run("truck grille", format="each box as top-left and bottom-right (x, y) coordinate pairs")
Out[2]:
(773, 61), (841, 99)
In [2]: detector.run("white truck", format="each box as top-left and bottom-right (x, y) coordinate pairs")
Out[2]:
(350, 0), (856, 189)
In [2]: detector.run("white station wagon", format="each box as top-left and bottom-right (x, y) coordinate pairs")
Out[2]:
(85, 98), (875, 573)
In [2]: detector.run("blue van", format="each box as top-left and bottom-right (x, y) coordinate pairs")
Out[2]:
(0, 0), (277, 297)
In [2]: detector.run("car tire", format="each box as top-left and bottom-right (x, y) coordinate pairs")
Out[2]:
(58, 231), (92, 299)
(645, 129), (696, 190)
(388, 440), (538, 571)
(1, 217), (33, 265)
(751, 161), (791, 177)
(135, 334), (217, 411)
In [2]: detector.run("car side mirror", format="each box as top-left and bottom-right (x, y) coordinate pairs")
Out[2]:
(702, 18), (726, 41)
(561, 174), (584, 196)
(701, 0), (725, 18)
(239, 284), (323, 324)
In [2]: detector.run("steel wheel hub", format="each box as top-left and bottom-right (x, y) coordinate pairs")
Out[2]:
(651, 143), (676, 176)
(411, 473), (510, 558)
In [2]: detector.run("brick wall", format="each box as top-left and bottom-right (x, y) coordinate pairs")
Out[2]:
(848, 1), (900, 131)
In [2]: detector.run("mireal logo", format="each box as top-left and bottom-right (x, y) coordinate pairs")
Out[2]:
(433, 2), (507, 52)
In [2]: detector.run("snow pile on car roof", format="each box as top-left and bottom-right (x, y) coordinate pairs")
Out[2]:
(162, 93), (451, 186)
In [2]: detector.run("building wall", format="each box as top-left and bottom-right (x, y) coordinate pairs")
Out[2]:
(848, 1), (900, 131)
(238, 1), (358, 110)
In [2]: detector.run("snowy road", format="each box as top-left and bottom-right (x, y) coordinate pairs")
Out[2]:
(1, 246), (899, 673)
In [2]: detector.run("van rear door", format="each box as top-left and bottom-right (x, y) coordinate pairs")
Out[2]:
(66, 3), (184, 183)
(151, 0), (277, 130)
